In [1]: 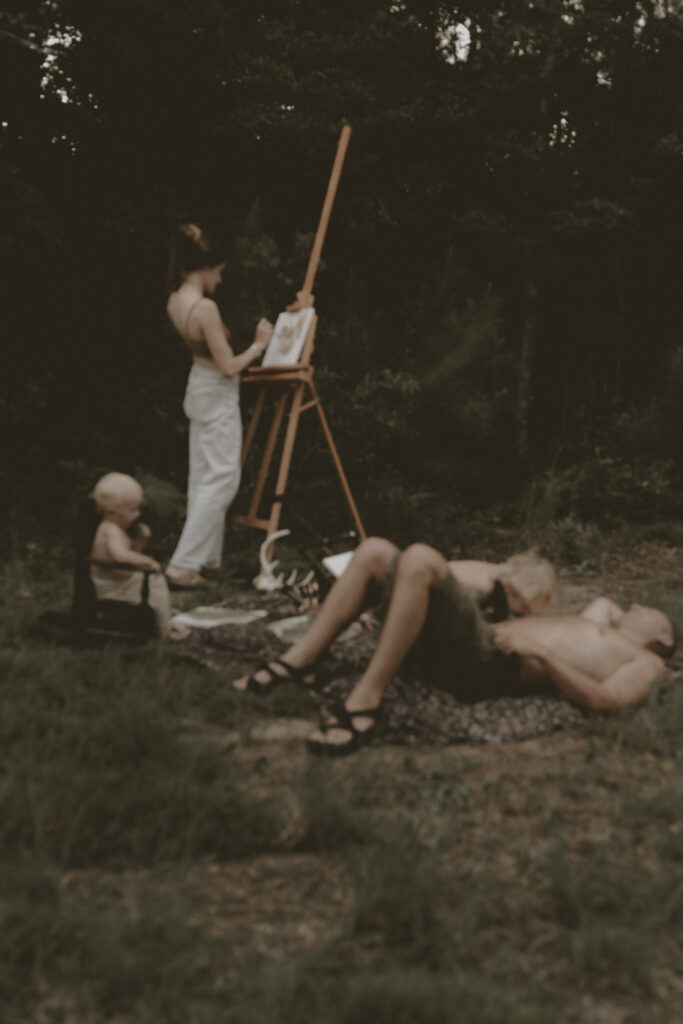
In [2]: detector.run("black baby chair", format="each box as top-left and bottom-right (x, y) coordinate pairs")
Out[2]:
(71, 496), (159, 643)
(35, 496), (159, 645)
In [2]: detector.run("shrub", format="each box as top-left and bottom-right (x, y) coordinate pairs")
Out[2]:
(527, 454), (681, 530)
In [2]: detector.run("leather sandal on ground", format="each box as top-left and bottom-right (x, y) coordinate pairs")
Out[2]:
(235, 658), (319, 696)
(306, 701), (383, 757)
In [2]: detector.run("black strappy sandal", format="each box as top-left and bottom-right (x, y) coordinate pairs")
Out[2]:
(306, 701), (383, 757)
(235, 657), (319, 696)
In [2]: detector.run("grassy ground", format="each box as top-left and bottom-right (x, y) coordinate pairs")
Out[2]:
(1, 538), (682, 1024)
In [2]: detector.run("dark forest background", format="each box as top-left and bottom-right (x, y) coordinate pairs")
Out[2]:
(2, 0), (681, 554)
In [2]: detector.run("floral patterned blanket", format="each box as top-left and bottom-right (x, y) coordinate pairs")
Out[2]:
(174, 592), (588, 746)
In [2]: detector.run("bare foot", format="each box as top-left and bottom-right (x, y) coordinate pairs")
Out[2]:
(165, 567), (215, 589)
(168, 624), (192, 641)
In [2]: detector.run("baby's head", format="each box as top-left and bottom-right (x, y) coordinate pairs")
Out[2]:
(498, 551), (557, 616)
(92, 472), (143, 529)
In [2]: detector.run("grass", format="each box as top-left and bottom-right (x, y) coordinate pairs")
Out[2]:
(234, 959), (555, 1024)
(0, 638), (280, 869)
(1, 551), (682, 1022)
(0, 862), (206, 1021)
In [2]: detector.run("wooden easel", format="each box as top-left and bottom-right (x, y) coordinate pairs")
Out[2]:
(232, 125), (366, 546)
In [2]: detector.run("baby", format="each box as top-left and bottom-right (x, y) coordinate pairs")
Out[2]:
(90, 472), (186, 639)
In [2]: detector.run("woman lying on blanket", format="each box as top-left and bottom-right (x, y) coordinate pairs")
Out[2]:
(234, 539), (673, 757)
(232, 542), (556, 695)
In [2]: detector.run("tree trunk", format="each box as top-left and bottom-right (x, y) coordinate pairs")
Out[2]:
(516, 274), (537, 461)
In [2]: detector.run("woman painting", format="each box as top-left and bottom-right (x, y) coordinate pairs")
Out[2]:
(165, 223), (273, 588)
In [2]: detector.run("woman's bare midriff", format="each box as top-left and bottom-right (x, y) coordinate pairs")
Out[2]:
(192, 355), (219, 369)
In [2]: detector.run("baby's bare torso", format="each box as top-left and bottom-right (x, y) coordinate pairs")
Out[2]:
(90, 521), (135, 580)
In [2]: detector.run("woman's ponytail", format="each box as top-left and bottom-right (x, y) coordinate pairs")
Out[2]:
(167, 223), (225, 293)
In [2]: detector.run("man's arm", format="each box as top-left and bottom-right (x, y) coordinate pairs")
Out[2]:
(494, 628), (665, 711)
(580, 597), (624, 626)
(530, 646), (664, 710)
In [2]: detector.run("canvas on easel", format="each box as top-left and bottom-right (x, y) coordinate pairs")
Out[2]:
(261, 307), (316, 368)
(232, 124), (365, 551)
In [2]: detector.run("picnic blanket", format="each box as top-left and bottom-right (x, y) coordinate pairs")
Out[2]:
(174, 592), (586, 746)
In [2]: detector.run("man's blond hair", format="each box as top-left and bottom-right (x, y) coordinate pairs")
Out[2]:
(498, 551), (557, 608)
(91, 472), (143, 515)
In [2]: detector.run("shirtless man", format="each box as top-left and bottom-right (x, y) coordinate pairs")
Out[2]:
(233, 539), (675, 755)
(493, 598), (672, 712)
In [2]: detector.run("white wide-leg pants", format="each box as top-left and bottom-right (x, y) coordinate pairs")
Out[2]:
(170, 365), (242, 572)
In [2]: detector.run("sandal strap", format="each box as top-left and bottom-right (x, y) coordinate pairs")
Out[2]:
(244, 661), (286, 693)
(245, 658), (317, 694)
(272, 657), (298, 679)
(322, 700), (382, 735)
(274, 657), (321, 690)
(308, 701), (383, 757)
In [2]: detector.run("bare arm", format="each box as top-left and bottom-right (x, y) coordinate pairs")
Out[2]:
(198, 302), (272, 377)
(580, 597), (624, 626)
(534, 647), (663, 710)
(129, 521), (151, 553)
(94, 522), (161, 573)
(494, 629), (665, 711)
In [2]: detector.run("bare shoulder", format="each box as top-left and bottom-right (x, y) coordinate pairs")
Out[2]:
(93, 519), (128, 549)
(195, 297), (220, 325)
(91, 519), (116, 557)
(93, 519), (116, 542)
(603, 647), (667, 707)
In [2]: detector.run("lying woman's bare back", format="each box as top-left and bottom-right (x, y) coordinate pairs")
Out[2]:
(447, 559), (500, 596)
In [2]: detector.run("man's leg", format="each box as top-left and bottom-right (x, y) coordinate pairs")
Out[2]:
(308, 543), (450, 747)
(232, 537), (397, 690)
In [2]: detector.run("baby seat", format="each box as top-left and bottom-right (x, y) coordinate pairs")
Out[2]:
(71, 496), (158, 643)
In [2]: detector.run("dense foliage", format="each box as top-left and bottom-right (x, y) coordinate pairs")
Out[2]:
(2, 0), (681, 540)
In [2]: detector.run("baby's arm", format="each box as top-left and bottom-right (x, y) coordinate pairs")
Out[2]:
(95, 521), (161, 572)
(128, 521), (152, 553)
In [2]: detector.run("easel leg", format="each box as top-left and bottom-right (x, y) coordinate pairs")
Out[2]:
(249, 390), (289, 521)
(235, 375), (366, 544)
(265, 381), (306, 552)
(310, 383), (366, 540)
(241, 386), (267, 468)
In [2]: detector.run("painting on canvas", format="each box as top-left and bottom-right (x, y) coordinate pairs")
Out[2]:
(261, 307), (316, 368)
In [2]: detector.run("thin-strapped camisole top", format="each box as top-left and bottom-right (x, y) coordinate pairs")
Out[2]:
(180, 296), (230, 360)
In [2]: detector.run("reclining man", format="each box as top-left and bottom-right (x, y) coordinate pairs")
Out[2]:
(233, 538), (676, 756)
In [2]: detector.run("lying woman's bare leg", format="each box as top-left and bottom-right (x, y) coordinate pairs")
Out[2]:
(308, 543), (450, 749)
(232, 537), (397, 691)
